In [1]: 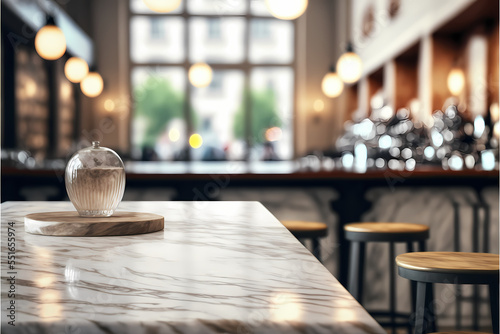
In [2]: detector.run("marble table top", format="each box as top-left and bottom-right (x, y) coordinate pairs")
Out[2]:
(1, 201), (384, 334)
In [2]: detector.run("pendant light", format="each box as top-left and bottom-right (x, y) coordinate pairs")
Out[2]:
(64, 57), (89, 83)
(81, 72), (104, 98)
(336, 42), (362, 84)
(265, 0), (308, 20)
(447, 67), (465, 96)
(188, 63), (213, 88)
(35, 16), (66, 61)
(142, 0), (182, 13)
(322, 66), (344, 98)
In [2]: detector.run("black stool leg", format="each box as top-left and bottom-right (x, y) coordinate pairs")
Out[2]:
(490, 280), (499, 334)
(415, 281), (432, 334)
(425, 283), (436, 333)
(312, 238), (321, 260)
(472, 204), (480, 331)
(453, 201), (462, 330)
(348, 241), (365, 303)
(415, 240), (437, 333)
(407, 242), (416, 334)
(389, 242), (396, 334)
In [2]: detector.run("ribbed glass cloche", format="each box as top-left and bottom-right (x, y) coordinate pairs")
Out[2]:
(65, 141), (125, 217)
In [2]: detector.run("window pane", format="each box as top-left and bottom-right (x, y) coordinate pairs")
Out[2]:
(130, 16), (185, 63)
(130, 0), (183, 14)
(187, 0), (246, 14)
(190, 70), (245, 161)
(249, 19), (294, 64)
(250, 0), (272, 16)
(250, 67), (294, 160)
(131, 67), (187, 161)
(189, 17), (245, 63)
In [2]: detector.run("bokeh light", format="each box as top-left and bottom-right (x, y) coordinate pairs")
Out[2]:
(336, 52), (362, 84)
(265, 0), (308, 20)
(35, 25), (66, 60)
(490, 102), (499, 123)
(448, 154), (464, 171)
(379, 135), (391, 149)
(473, 115), (485, 138)
(313, 99), (325, 112)
(80, 72), (104, 97)
(447, 68), (465, 96)
(142, 0), (182, 13)
(481, 150), (495, 170)
(188, 63), (213, 88)
(265, 127), (282, 142)
(104, 99), (115, 111)
(321, 72), (343, 98)
(169, 128), (180, 142)
(189, 133), (203, 148)
(64, 57), (89, 83)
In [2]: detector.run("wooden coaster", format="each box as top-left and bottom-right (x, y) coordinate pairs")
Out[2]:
(25, 211), (164, 237)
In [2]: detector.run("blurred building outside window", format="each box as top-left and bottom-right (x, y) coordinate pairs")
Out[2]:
(129, 0), (294, 162)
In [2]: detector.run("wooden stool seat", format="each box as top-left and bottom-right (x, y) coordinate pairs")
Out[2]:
(281, 221), (328, 239)
(396, 252), (499, 334)
(281, 221), (327, 261)
(429, 332), (492, 334)
(345, 222), (429, 242)
(396, 252), (499, 276)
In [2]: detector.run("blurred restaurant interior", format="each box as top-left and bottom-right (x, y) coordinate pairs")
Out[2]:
(1, 0), (499, 332)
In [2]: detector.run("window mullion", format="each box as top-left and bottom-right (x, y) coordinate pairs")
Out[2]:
(183, 13), (192, 161)
(243, 5), (252, 161)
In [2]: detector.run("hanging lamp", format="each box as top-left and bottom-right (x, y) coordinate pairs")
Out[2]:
(322, 66), (344, 98)
(336, 42), (363, 84)
(265, 0), (308, 20)
(35, 16), (66, 60)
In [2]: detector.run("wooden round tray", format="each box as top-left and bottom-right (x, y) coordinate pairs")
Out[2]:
(25, 211), (164, 237)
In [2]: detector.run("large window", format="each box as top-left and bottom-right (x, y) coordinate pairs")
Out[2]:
(129, 0), (294, 161)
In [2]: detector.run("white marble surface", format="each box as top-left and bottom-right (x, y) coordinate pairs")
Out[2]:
(1, 201), (384, 334)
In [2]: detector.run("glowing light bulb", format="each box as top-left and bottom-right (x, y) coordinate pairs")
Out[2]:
(80, 72), (103, 98)
(447, 68), (465, 96)
(336, 51), (362, 84)
(64, 57), (89, 83)
(189, 134), (203, 148)
(265, 0), (308, 20)
(35, 25), (66, 60)
(322, 72), (344, 98)
(142, 0), (182, 13)
(188, 63), (213, 88)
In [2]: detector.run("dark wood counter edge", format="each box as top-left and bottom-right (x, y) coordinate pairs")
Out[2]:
(2, 166), (499, 181)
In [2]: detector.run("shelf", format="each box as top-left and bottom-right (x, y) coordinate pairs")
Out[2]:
(349, 1), (498, 123)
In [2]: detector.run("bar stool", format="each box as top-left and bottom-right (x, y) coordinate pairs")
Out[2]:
(345, 222), (430, 334)
(281, 221), (327, 260)
(396, 252), (499, 334)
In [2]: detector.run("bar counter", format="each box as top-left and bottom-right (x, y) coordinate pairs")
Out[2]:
(2, 162), (498, 286)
